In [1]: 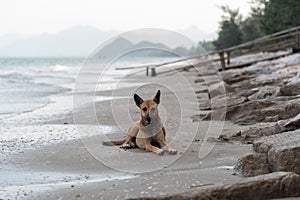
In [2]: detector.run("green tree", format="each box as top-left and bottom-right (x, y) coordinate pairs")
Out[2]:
(240, 16), (263, 42)
(251, 0), (300, 34)
(214, 6), (242, 49)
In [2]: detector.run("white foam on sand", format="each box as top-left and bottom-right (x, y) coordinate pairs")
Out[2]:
(0, 124), (117, 162)
(0, 171), (136, 199)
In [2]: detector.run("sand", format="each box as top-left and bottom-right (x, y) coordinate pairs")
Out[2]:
(1, 60), (255, 199)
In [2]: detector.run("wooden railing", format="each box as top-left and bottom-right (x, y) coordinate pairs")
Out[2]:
(216, 25), (300, 70)
(115, 26), (300, 75)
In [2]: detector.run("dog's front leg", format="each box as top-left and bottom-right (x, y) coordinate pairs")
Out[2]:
(160, 139), (177, 155)
(121, 123), (139, 149)
(144, 142), (164, 155)
(120, 134), (134, 149)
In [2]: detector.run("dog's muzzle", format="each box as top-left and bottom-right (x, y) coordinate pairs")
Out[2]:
(144, 115), (151, 124)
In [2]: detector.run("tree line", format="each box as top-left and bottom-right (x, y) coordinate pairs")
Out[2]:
(186, 0), (300, 54)
(214, 0), (300, 50)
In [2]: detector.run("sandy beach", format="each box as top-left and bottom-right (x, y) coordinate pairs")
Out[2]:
(1, 52), (300, 199)
(0, 57), (248, 199)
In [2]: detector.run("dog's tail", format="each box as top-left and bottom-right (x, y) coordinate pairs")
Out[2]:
(102, 139), (125, 146)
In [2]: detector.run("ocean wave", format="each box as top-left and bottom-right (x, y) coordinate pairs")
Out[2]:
(0, 72), (32, 83)
(31, 64), (78, 74)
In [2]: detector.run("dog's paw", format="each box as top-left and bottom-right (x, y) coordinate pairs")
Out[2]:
(155, 149), (164, 156)
(168, 148), (177, 155)
(129, 142), (136, 148)
(120, 143), (131, 149)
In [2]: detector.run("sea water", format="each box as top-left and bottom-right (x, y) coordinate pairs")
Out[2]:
(0, 58), (82, 120)
(0, 56), (176, 124)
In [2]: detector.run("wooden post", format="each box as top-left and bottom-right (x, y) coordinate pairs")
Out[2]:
(226, 51), (230, 65)
(146, 66), (149, 76)
(297, 30), (300, 48)
(293, 29), (300, 53)
(219, 51), (226, 71)
(151, 67), (156, 77)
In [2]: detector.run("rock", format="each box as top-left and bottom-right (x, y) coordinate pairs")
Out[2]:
(199, 101), (211, 110)
(248, 86), (280, 100)
(218, 134), (230, 141)
(242, 126), (275, 137)
(278, 53), (300, 66)
(288, 70), (300, 85)
(280, 82), (300, 96)
(231, 80), (253, 91)
(265, 115), (280, 122)
(235, 153), (269, 177)
(268, 144), (300, 174)
(283, 98), (300, 117)
(253, 129), (300, 174)
(206, 137), (217, 143)
(221, 69), (251, 85)
(236, 88), (259, 98)
(244, 60), (272, 75)
(134, 172), (300, 200)
(215, 98), (300, 124)
(208, 81), (234, 98)
(274, 113), (300, 134)
(210, 95), (248, 110)
(225, 99), (278, 124)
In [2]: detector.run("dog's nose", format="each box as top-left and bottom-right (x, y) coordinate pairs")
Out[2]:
(145, 115), (151, 123)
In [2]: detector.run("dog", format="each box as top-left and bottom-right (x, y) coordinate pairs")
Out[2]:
(103, 90), (177, 155)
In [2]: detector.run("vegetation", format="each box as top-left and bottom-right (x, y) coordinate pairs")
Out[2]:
(214, 0), (300, 50)
(214, 6), (242, 49)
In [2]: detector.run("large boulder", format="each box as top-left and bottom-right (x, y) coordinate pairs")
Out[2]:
(248, 86), (280, 100)
(235, 153), (269, 177)
(225, 99), (278, 124)
(280, 82), (300, 96)
(253, 129), (300, 174)
(274, 113), (300, 134)
(241, 126), (275, 138)
(288, 70), (300, 85)
(134, 172), (300, 200)
(202, 98), (300, 124)
(206, 98), (300, 124)
(208, 81), (234, 98)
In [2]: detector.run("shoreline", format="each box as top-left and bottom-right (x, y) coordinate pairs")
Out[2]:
(1, 52), (300, 199)
(2, 56), (254, 199)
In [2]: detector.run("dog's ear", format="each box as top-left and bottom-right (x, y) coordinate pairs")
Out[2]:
(153, 90), (160, 104)
(134, 94), (144, 108)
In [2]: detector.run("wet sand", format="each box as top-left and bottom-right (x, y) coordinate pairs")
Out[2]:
(1, 60), (255, 199)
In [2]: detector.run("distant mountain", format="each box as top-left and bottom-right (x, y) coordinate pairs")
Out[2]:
(95, 37), (134, 58)
(0, 26), (119, 57)
(95, 37), (173, 59)
(0, 25), (216, 57)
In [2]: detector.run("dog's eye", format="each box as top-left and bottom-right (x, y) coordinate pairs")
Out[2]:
(151, 107), (155, 112)
(142, 107), (147, 112)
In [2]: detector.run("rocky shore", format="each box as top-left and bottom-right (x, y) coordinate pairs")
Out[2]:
(186, 52), (300, 199)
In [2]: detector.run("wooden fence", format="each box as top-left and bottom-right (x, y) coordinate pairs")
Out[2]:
(216, 25), (300, 70)
(115, 25), (300, 75)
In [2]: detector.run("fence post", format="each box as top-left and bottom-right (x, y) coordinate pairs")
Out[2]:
(219, 51), (226, 71)
(146, 66), (149, 76)
(297, 29), (300, 49)
(151, 67), (156, 77)
(293, 28), (300, 53)
(226, 51), (231, 65)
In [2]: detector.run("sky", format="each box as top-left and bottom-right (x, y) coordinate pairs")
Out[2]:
(0, 0), (252, 36)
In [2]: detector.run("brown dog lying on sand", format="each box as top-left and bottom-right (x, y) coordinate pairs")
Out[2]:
(103, 90), (177, 155)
